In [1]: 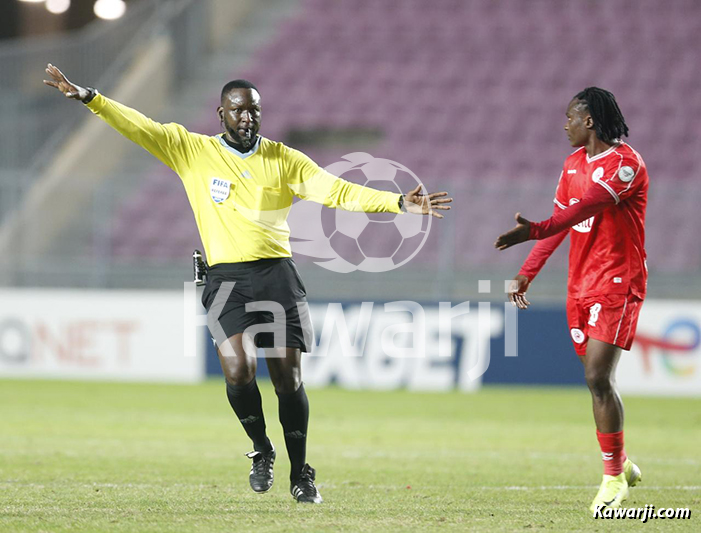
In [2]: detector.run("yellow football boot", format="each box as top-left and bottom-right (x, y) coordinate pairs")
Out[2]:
(623, 458), (642, 487)
(590, 473), (629, 513)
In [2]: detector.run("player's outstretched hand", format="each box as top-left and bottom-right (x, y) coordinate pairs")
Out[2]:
(507, 274), (531, 309)
(403, 185), (452, 219)
(495, 212), (531, 250)
(43, 63), (89, 101)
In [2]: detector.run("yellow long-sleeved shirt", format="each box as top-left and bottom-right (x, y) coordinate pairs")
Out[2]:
(86, 94), (402, 265)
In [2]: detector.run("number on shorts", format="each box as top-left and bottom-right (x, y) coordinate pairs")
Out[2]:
(588, 303), (602, 327)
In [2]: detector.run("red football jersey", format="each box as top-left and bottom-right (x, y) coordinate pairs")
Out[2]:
(554, 142), (648, 299)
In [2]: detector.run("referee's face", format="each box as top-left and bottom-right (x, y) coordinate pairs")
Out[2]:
(219, 88), (262, 150)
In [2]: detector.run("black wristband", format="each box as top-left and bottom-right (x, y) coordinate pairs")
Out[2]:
(82, 87), (98, 104)
(398, 195), (406, 212)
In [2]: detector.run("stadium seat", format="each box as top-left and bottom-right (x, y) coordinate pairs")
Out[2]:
(109, 0), (701, 272)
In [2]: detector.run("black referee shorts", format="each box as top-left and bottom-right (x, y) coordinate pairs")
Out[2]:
(201, 258), (312, 352)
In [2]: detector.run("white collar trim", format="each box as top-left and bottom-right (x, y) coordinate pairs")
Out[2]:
(586, 142), (620, 163)
(218, 134), (261, 159)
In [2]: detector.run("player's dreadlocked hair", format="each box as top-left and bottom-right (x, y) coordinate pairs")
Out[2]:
(221, 79), (259, 102)
(574, 87), (629, 144)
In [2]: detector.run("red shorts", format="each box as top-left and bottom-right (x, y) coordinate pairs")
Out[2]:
(566, 293), (644, 356)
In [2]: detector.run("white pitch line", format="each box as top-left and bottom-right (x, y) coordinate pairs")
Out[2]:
(501, 486), (701, 491)
(339, 449), (701, 466)
(1, 482), (699, 491)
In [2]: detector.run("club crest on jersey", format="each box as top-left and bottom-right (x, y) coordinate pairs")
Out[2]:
(569, 198), (594, 233)
(210, 178), (231, 204)
(618, 166), (635, 182)
(592, 167), (604, 182)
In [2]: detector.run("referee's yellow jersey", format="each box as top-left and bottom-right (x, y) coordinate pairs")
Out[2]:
(86, 94), (402, 265)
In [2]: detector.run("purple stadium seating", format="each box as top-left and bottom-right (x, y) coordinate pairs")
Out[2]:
(110, 0), (701, 274)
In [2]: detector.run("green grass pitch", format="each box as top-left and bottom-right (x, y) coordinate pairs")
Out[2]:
(1, 379), (699, 532)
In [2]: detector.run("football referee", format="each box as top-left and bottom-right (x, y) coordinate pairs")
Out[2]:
(44, 63), (452, 503)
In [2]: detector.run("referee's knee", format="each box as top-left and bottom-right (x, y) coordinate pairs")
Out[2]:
(222, 364), (257, 386)
(274, 374), (301, 395)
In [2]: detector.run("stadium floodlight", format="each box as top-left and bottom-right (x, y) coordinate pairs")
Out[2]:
(46, 0), (70, 14)
(93, 0), (126, 20)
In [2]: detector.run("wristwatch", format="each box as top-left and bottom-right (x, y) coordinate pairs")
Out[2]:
(398, 195), (407, 212)
(81, 87), (98, 104)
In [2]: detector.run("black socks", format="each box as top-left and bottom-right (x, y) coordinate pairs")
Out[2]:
(226, 379), (272, 453)
(226, 379), (310, 479)
(277, 384), (309, 481)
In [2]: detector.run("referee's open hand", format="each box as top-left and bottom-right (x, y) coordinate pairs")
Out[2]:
(43, 64), (89, 101)
(403, 185), (452, 219)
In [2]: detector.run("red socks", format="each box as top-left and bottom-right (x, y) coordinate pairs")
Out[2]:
(597, 430), (625, 476)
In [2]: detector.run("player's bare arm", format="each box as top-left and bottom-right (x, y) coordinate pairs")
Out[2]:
(402, 184), (452, 219)
(43, 64), (90, 101)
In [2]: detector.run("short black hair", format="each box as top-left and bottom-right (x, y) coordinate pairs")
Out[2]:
(221, 79), (259, 102)
(574, 87), (629, 143)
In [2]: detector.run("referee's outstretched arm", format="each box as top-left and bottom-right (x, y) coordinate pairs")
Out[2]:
(44, 63), (452, 219)
(43, 64), (201, 174)
(288, 150), (453, 219)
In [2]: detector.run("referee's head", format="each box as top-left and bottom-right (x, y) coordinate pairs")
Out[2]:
(221, 79), (259, 102)
(218, 79), (261, 151)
